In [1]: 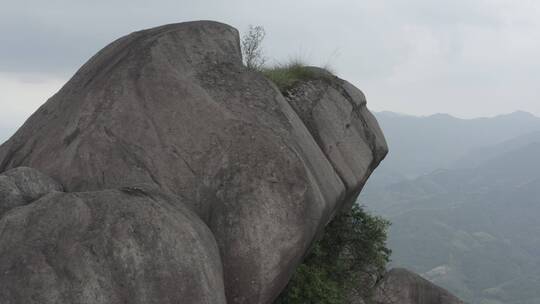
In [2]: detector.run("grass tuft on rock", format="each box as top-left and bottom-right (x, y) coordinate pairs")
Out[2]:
(262, 61), (333, 95)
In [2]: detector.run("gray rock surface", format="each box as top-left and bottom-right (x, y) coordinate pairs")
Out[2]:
(0, 167), (62, 217)
(0, 185), (226, 304)
(373, 268), (465, 304)
(286, 67), (387, 207)
(0, 21), (387, 304)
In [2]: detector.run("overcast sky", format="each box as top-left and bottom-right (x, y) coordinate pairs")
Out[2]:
(2, 0), (540, 140)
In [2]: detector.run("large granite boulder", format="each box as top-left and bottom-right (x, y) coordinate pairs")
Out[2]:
(0, 184), (226, 304)
(373, 268), (465, 304)
(0, 21), (387, 303)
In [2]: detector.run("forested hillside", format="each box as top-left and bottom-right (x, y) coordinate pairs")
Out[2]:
(362, 112), (540, 304)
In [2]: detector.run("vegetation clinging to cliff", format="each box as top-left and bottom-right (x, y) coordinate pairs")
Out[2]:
(261, 61), (320, 94)
(241, 25), (333, 95)
(242, 25), (267, 70)
(274, 204), (392, 304)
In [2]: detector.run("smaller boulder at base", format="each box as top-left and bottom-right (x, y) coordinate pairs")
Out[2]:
(0, 184), (226, 304)
(372, 268), (465, 304)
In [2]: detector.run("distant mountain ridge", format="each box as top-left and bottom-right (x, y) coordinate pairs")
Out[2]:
(378, 110), (538, 120)
(367, 110), (540, 188)
(455, 130), (540, 169)
(362, 111), (540, 304)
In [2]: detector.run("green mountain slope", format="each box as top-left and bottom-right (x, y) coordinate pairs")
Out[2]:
(362, 113), (540, 304)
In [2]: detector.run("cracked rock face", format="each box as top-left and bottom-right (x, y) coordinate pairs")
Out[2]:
(0, 21), (387, 304)
(285, 67), (387, 207)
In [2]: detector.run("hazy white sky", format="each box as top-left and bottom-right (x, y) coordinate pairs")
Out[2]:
(2, 0), (540, 138)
